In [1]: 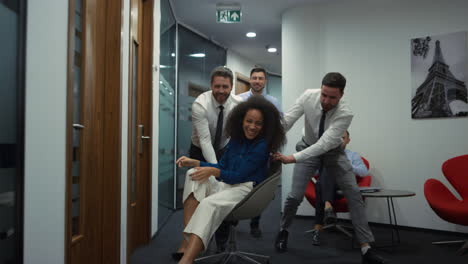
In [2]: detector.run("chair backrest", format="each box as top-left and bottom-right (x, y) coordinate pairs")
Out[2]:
(442, 155), (468, 199)
(361, 156), (370, 170)
(226, 161), (281, 221)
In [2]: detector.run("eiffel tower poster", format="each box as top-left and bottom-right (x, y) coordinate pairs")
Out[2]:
(411, 31), (468, 119)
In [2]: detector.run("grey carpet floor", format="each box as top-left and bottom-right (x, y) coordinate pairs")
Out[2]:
(131, 187), (468, 264)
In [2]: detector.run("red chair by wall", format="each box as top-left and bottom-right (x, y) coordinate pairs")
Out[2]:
(424, 154), (468, 255)
(304, 157), (372, 237)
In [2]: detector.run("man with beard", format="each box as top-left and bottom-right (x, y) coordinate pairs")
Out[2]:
(187, 66), (242, 254)
(273, 72), (387, 264)
(238, 67), (282, 238)
(189, 66), (241, 164)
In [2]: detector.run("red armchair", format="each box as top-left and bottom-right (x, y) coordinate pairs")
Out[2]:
(424, 154), (468, 254)
(304, 157), (371, 237)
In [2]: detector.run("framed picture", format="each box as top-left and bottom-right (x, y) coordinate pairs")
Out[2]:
(411, 31), (468, 118)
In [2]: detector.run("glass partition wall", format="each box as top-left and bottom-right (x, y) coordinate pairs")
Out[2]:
(0, 0), (26, 263)
(158, 0), (176, 228)
(157, 0), (227, 222)
(176, 25), (226, 208)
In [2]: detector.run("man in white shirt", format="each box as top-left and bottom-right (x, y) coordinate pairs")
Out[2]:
(238, 67), (282, 112)
(188, 66), (242, 253)
(189, 66), (241, 163)
(273, 73), (387, 264)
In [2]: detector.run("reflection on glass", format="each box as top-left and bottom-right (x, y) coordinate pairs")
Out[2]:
(158, 0), (176, 228)
(131, 41), (139, 203)
(176, 25), (226, 208)
(0, 1), (22, 262)
(70, 0), (83, 237)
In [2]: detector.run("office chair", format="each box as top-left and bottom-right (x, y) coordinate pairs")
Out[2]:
(194, 161), (281, 264)
(424, 154), (468, 255)
(304, 157), (371, 238)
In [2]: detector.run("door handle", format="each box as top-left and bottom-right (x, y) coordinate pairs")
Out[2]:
(138, 124), (151, 154)
(73, 123), (85, 129)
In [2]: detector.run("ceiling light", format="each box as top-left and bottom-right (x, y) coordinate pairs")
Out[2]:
(189, 53), (206, 58)
(267, 47), (277, 53)
(160, 65), (168, 68)
(171, 53), (175, 57)
(246, 32), (256, 38)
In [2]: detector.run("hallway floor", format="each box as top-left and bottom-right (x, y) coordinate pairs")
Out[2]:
(132, 187), (468, 264)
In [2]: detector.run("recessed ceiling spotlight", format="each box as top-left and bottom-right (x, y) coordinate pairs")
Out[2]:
(171, 53), (175, 57)
(246, 32), (256, 38)
(189, 53), (206, 58)
(267, 47), (277, 53)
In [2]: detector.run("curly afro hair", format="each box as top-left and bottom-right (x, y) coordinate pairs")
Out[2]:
(225, 95), (286, 152)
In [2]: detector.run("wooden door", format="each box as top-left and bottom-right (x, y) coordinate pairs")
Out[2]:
(235, 72), (250, 94)
(127, 0), (153, 257)
(65, 0), (122, 263)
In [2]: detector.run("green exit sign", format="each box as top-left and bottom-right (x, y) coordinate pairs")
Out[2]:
(217, 10), (241, 23)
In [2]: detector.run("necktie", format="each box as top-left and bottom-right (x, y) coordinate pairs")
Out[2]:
(213, 105), (224, 150)
(318, 109), (326, 139)
(317, 110), (327, 179)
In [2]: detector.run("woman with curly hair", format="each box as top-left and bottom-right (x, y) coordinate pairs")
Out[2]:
(174, 96), (286, 264)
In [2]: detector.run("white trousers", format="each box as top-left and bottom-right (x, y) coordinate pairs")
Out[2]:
(182, 168), (253, 249)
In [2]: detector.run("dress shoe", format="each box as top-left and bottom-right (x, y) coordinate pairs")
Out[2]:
(311, 229), (321, 246)
(250, 226), (262, 238)
(362, 248), (387, 264)
(274, 230), (289, 252)
(324, 207), (337, 225)
(171, 252), (184, 261)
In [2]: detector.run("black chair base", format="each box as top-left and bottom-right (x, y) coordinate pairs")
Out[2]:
(195, 224), (271, 264)
(195, 251), (270, 264)
(305, 222), (354, 238)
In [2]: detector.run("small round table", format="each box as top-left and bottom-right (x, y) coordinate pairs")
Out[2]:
(361, 189), (416, 250)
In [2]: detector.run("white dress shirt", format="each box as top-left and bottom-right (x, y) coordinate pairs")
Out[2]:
(283, 89), (354, 163)
(191, 91), (242, 163)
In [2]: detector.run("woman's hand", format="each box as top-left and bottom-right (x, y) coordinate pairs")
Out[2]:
(176, 156), (200, 168)
(189, 167), (220, 182)
(272, 152), (296, 164)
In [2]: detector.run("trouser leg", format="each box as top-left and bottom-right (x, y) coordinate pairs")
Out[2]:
(314, 178), (325, 225)
(324, 148), (375, 244)
(280, 139), (321, 230)
(250, 215), (261, 228)
(319, 168), (337, 203)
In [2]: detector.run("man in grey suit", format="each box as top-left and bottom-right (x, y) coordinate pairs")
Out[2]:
(273, 73), (387, 264)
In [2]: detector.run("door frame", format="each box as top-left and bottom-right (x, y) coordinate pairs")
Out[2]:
(126, 0), (154, 258)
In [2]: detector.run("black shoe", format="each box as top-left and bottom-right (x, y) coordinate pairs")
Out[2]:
(324, 208), (337, 225)
(171, 252), (184, 261)
(311, 229), (321, 246)
(250, 226), (262, 238)
(274, 230), (289, 252)
(362, 248), (387, 264)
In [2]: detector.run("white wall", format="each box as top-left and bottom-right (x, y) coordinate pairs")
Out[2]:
(282, 0), (468, 233)
(24, 1), (68, 263)
(226, 49), (257, 93)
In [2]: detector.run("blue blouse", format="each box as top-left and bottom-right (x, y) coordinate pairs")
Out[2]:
(200, 138), (270, 185)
